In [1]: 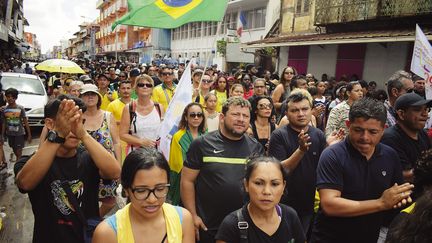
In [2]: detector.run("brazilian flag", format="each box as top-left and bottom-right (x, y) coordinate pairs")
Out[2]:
(112, 0), (229, 30)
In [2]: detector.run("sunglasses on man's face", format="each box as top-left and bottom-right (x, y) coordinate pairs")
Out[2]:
(189, 112), (203, 118)
(137, 83), (153, 88)
(202, 79), (212, 83)
(162, 72), (173, 76)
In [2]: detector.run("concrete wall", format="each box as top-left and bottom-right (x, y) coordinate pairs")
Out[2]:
(278, 46), (289, 74)
(363, 42), (409, 88)
(307, 45), (338, 79)
(278, 42), (410, 88)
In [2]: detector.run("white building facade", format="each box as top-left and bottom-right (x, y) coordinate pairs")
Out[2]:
(170, 0), (279, 70)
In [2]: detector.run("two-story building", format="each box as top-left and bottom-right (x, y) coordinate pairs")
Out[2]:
(170, 0), (280, 70)
(247, 0), (432, 86)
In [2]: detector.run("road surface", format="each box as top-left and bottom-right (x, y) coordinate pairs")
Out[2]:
(0, 129), (41, 242)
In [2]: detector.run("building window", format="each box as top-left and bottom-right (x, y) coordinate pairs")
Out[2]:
(244, 7), (266, 30)
(222, 12), (238, 34)
(296, 0), (310, 14)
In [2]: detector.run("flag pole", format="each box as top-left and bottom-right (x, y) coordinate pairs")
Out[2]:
(198, 21), (224, 93)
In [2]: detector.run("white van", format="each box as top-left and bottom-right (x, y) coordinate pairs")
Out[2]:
(0, 72), (48, 127)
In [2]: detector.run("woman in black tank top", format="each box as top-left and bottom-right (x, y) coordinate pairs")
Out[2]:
(247, 96), (277, 154)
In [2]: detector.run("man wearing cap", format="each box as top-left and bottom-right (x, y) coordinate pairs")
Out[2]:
(97, 73), (118, 111)
(80, 75), (93, 84)
(14, 96), (120, 243)
(381, 93), (432, 182)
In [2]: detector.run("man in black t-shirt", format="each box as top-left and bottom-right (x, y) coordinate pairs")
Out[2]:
(268, 92), (328, 234)
(14, 96), (121, 243)
(181, 97), (264, 243)
(311, 98), (414, 243)
(381, 93), (432, 183)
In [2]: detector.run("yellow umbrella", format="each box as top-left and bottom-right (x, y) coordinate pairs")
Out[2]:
(35, 59), (85, 74)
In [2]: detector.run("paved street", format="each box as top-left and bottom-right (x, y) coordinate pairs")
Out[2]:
(0, 128), (41, 242)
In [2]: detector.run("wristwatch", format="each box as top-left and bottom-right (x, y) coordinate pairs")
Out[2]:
(46, 130), (66, 144)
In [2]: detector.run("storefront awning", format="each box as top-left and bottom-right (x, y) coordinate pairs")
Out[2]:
(245, 29), (432, 48)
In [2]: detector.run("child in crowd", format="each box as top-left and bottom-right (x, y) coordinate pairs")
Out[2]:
(1, 88), (31, 165)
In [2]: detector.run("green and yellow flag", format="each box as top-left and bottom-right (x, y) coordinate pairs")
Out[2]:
(112, 0), (229, 30)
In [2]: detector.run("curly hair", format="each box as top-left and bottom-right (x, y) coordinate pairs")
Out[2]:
(413, 149), (432, 196)
(385, 189), (432, 243)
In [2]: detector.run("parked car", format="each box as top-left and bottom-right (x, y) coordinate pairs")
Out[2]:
(0, 72), (48, 127)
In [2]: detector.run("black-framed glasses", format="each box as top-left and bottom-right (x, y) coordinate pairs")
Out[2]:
(202, 79), (212, 83)
(258, 103), (273, 110)
(137, 83), (153, 88)
(131, 184), (170, 201)
(405, 88), (414, 93)
(189, 112), (203, 118)
(161, 72), (173, 76)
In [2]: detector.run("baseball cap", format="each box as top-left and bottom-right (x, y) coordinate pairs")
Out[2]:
(79, 75), (93, 83)
(130, 68), (140, 77)
(394, 93), (432, 110)
(97, 73), (109, 80)
(80, 84), (103, 101)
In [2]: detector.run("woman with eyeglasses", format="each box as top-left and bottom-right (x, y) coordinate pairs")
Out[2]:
(272, 66), (297, 113)
(195, 74), (214, 107)
(120, 75), (164, 154)
(247, 97), (277, 154)
(325, 81), (363, 138)
(92, 148), (195, 243)
(215, 156), (305, 243)
(62, 77), (75, 95)
(212, 75), (229, 113)
(168, 103), (207, 205)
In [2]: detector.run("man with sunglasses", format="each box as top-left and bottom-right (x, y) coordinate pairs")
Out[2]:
(181, 97), (264, 243)
(381, 93), (432, 183)
(384, 70), (414, 127)
(269, 92), (328, 235)
(152, 66), (176, 111)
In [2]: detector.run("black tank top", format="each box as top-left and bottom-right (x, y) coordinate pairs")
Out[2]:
(251, 121), (276, 151)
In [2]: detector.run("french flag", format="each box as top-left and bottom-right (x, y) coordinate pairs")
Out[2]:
(237, 11), (247, 37)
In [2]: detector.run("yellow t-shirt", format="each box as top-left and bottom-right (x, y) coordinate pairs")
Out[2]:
(213, 90), (227, 113)
(100, 91), (119, 111)
(151, 83), (176, 111)
(106, 99), (127, 124)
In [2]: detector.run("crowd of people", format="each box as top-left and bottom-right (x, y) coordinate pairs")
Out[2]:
(1, 56), (432, 243)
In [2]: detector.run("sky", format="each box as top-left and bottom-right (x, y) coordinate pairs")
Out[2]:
(23, 0), (100, 53)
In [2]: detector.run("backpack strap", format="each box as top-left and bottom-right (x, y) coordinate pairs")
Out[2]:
(236, 208), (248, 243)
(129, 100), (137, 134)
(154, 103), (162, 120)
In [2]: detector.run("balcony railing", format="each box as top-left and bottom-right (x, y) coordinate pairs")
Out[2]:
(315, 0), (432, 26)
